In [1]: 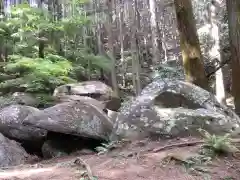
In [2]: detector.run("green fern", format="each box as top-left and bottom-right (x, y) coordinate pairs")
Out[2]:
(198, 129), (239, 155)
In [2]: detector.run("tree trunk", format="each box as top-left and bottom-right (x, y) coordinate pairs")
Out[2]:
(131, 0), (141, 95)
(149, 0), (161, 64)
(38, 1), (44, 58)
(174, 0), (209, 91)
(226, 0), (240, 116)
(107, 0), (119, 97)
(208, 1), (226, 105)
(119, 0), (126, 87)
(0, 0), (4, 62)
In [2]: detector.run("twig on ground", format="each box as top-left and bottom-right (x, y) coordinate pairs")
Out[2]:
(152, 140), (204, 153)
(153, 138), (240, 153)
(74, 157), (95, 180)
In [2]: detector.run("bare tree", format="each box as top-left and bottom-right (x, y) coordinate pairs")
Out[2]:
(174, 0), (209, 91)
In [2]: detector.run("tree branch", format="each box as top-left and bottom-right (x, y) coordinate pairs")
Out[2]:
(206, 58), (230, 78)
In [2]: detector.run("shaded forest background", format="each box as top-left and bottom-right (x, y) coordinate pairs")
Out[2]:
(0, 0), (236, 110)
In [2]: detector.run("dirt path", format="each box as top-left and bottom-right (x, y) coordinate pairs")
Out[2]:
(1, 137), (240, 180)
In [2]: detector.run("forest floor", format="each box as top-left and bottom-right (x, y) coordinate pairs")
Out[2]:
(0, 137), (240, 180)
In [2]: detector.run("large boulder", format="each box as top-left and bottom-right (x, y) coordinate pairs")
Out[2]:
(53, 81), (121, 111)
(0, 133), (29, 167)
(111, 79), (240, 140)
(142, 78), (238, 121)
(0, 105), (47, 142)
(23, 101), (113, 140)
(111, 107), (237, 140)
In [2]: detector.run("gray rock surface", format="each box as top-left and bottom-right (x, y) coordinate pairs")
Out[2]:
(111, 79), (240, 140)
(54, 95), (105, 110)
(112, 107), (237, 140)
(53, 81), (113, 100)
(23, 101), (113, 140)
(0, 105), (47, 142)
(0, 133), (29, 167)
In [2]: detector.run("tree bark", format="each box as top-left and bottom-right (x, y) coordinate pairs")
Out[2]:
(208, 1), (226, 104)
(0, 0), (4, 62)
(226, 0), (240, 116)
(131, 0), (141, 95)
(38, 1), (45, 58)
(174, 0), (209, 91)
(119, 0), (126, 87)
(149, 0), (161, 64)
(107, 0), (119, 97)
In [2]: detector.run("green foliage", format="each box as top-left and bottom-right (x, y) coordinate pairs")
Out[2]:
(0, 2), (111, 95)
(199, 129), (239, 156)
(34, 93), (56, 108)
(3, 55), (76, 93)
(95, 140), (129, 155)
(95, 141), (119, 155)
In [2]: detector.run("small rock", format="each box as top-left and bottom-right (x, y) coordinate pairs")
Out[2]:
(12, 92), (39, 107)
(53, 81), (113, 100)
(53, 81), (121, 111)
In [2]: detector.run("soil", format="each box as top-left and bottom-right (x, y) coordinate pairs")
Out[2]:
(1, 137), (240, 180)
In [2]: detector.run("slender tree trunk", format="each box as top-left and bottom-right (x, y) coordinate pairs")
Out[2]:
(107, 0), (119, 97)
(131, 0), (141, 95)
(95, 0), (104, 82)
(174, 0), (209, 91)
(226, 0), (240, 115)
(208, 1), (226, 104)
(159, 9), (168, 62)
(119, 0), (126, 87)
(149, 0), (161, 64)
(0, 0), (3, 18)
(38, 1), (44, 58)
(55, 0), (63, 56)
(0, 0), (4, 62)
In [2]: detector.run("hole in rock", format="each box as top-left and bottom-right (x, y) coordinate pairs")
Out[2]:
(40, 131), (106, 159)
(21, 140), (44, 157)
(19, 131), (106, 160)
